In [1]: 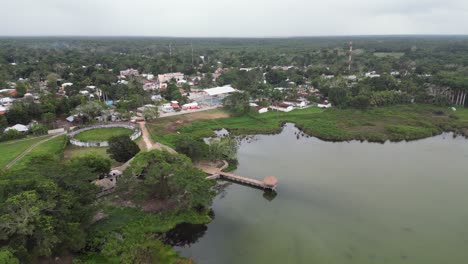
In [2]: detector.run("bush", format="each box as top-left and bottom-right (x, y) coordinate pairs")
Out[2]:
(107, 135), (140, 162)
(0, 129), (26, 142)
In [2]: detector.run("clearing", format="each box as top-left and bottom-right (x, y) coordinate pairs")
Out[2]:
(74, 127), (133, 142)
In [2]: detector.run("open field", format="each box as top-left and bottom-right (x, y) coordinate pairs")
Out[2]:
(0, 135), (52, 169)
(10, 135), (68, 170)
(74, 127), (133, 142)
(147, 105), (468, 146)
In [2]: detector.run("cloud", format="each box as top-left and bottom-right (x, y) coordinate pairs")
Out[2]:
(0, 0), (467, 36)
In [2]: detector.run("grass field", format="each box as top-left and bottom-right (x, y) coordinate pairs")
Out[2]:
(74, 127), (133, 142)
(147, 105), (468, 146)
(11, 135), (68, 170)
(0, 135), (52, 168)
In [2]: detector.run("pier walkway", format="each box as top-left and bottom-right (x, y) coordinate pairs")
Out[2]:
(196, 160), (278, 191)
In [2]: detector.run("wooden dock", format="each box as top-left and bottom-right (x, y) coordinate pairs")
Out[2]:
(216, 172), (277, 191)
(196, 160), (278, 191)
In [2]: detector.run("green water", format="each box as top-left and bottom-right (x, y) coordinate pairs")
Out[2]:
(176, 123), (468, 264)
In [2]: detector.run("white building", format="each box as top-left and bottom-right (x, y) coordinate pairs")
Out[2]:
(270, 103), (294, 112)
(157, 72), (185, 84)
(365, 71), (381, 78)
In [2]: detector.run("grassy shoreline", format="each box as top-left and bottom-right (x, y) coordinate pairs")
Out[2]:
(148, 105), (468, 145)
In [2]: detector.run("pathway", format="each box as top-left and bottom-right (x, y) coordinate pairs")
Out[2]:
(3, 132), (65, 170)
(138, 121), (177, 153)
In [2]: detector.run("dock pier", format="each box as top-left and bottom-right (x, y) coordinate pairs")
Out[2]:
(196, 160), (277, 191)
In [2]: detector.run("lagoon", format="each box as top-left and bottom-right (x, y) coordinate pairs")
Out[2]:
(175, 123), (468, 264)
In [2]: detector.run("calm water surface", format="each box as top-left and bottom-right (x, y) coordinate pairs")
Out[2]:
(175, 123), (468, 264)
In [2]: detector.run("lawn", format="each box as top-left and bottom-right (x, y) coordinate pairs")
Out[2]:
(0, 135), (52, 169)
(74, 127), (133, 142)
(11, 135), (68, 170)
(63, 145), (122, 167)
(147, 105), (468, 145)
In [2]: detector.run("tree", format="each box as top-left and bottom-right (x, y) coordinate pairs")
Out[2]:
(0, 249), (19, 264)
(222, 92), (250, 116)
(207, 136), (239, 162)
(69, 154), (111, 178)
(329, 87), (349, 108)
(107, 135), (140, 162)
(174, 136), (208, 162)
(143, 106), (159, 121)
(15, 81), (29, 98)
(41, 112), (56, 128)
(129, 150), (215, 209)
(0, 115), (7, 132)
(74, 101), (105, 122)
(30, 124), (48, 136)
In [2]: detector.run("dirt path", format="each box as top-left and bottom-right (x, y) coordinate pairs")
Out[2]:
(3, 132), (65, 170)
(138, 121), (177, 153)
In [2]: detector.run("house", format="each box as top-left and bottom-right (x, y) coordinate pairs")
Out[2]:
(143, 81), (157, 90)
(0, 89), (17, 96)
(0, 97), (13, 106)
(365, 71), (381, 78)
(157, 72), (185, 84)
(182, 102), (199, 110)
(284, 100), (308, 108)
(151, 95), (163, 101)
(256, 106), (268, 114)
(0, 106), (6, 115)
(317, 101), (332, 108)
(4, 124), (29, 133)
(79, 90), (90, 95)
(270, 103), (294, 112)
(171, 101), (180, 109)
(120, 68), (139, 77)
(161, 103), (174, 112)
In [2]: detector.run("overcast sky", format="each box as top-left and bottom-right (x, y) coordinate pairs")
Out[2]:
(1, 0), (468, 37)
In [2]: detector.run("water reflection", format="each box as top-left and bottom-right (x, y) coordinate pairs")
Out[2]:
(160, 223), (208, 247)
(262, 191), (277, 201)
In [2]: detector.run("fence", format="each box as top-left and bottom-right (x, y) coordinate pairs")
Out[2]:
(68, 122), (141, 148)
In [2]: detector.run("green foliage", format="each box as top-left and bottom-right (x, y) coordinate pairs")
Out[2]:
(207, 136), (239, 162)
(30, 124), (48, 136)
(79, 207), (211, 263)
(11, 135), (68, 171)
(0, 151), (99, 262)
(0, 129), (25, 142)
(0, 249), (19, 264)
(222, 92), (251, 116)
(161, 82), (187, 104)
(129, 150), (215, 209)
(74, 101), (105, 121)
(143, 106), (159, 121)
(328, 87), (349, 108)
(174, 136), (208, 162)
(69, 154), (112, 177)
(106, 135), (140, 162)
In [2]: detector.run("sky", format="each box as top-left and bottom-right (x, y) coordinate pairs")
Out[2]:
(1, 0), (468, 37)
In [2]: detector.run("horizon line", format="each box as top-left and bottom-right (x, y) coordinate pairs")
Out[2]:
(1, 34), (468, 39)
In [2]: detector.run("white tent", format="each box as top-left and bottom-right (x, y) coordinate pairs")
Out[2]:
(5, 124), (29, 133)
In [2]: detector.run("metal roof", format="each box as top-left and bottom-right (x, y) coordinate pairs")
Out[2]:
(203, 86), (236, 96)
